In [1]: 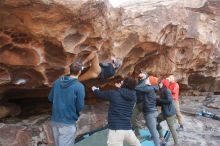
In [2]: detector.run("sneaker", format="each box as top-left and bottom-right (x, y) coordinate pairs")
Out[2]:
(160, 137), (166, 144)
(137, 135), (151, 142)
(176, 125), (184, 131)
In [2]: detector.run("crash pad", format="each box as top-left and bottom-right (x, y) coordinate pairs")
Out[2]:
(75, 129), (167, 146)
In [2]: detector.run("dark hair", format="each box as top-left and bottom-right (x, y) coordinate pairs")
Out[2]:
(69, 62), (83, 75)
(122, 77), (137, 90)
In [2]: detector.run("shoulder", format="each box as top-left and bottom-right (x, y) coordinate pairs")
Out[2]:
(175, 82), (179, 87)
(75, 80), (85, 89)
(53, 77), (62, 85)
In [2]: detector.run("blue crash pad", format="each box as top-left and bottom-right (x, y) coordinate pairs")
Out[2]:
(75, 129), (167, 146)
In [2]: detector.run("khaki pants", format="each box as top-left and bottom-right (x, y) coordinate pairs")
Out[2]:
(131, 103), (143, 134)
(157, 114), (179, 145)
(107, 129), (141, 146)
(174, 100), (184, 125)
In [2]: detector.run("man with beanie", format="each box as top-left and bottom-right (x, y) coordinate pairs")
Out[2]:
(167, 75), (184, 131)
(135, 75), (160, 146)
(91, 77), (141, 146)
(132, 71), (148, 136)
(157, 79), (179, 146)
(49, 62), (85, 146)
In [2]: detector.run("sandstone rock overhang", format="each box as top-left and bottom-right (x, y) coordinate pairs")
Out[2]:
(0, 0), (219, 101)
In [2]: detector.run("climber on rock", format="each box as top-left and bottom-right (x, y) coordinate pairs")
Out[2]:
(76, 47), (122, 82)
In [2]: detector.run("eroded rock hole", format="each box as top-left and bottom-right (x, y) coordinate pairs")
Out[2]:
(1, 88), (51, 120)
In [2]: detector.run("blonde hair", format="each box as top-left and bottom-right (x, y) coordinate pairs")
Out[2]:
(168, 75), (175, 82)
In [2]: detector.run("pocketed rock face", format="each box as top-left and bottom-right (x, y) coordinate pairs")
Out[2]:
(0, 0), (219, 96)
(0, 0), (219, 112)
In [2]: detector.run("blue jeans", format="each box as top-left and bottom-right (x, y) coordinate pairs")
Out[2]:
(51, 121), (76, 146)
(144, 111), (160, 146)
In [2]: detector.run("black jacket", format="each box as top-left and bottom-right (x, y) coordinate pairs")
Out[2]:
(135, 79), (146, 104)
(159, 86), (176, 117)
(94, 88), (136, 130)
(99, 63), (115, 81)
(135, 84), (159, 113)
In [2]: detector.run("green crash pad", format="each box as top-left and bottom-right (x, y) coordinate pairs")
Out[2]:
(75, 129), (160, 146)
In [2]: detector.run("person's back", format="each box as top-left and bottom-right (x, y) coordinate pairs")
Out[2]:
(157, 79), (178, 146)
(99, 63), (116, 82)
(49, 62), (85, 146)
(105, 87), (136, 129)
(49, 76), (85, 124)
(169, 82), (179, 101)
(167, 75), (184, 131)
(160, 85), (176, 117)
(92, 77), (141, 146)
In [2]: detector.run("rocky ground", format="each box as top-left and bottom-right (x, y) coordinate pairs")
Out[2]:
(165, 95), (220, 146)
(0, 96), (219, 146)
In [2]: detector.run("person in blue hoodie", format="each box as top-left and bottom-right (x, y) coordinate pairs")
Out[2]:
(49, 62), (85, 146)
(91, 77), (141, 146)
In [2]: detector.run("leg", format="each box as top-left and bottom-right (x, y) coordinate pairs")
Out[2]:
(124, 130), (141, 146)
(131, 103), (142, 135)
(51, 123), (59, 146)
(107, 130), (124, 146)
(58, 124), (76, 146)
(82, 51), (98, 65)
(156, 113), (165, 138)
(174, 100), (184, 126)
(145, 112), (160, 146)
(79, 51), (101, 81)
(166, 115), (179, 145)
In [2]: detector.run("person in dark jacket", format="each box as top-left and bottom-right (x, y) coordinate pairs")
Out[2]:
(91, 77), (141, 146)
(131, 71), (147, 136)
(49, 62), (85, 146)
(157, 79), (179, 146)
(78, 50), (121, 82)
(135, 76), (160, 146)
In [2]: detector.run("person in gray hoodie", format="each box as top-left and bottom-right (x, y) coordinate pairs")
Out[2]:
(91, 77), (141, 146)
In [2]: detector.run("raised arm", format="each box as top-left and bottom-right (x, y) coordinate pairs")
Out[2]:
(94, 89), (113, 101)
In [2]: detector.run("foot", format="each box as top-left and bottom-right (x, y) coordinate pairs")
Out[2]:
(176, 125), (184, 131)
(137, 135), (151, 142)
(160, 137), (166, 144)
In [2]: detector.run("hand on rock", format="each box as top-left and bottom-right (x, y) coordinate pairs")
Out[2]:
(91, 86), (99, 91)
(115, 82), (122, 88)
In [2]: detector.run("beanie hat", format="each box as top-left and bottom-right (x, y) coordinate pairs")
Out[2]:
(149, 76), (158, 85)
(161, 79), (170, 88)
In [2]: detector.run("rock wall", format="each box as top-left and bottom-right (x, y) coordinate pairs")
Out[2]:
(0, 0), (219, 100)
